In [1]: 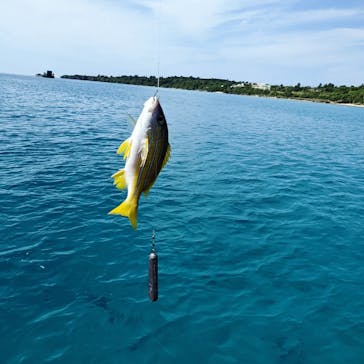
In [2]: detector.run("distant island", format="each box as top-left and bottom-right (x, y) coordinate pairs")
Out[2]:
(61, 74), (364, 106)
(36, 70), (55, 78)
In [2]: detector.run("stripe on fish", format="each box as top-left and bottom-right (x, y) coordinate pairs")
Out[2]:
(109, 97), (170, 229)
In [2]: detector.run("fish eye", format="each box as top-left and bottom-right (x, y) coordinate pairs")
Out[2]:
(157, 115), (164, 125)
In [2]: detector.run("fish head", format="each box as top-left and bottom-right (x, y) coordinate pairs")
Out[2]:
(144, 96), (167, 127)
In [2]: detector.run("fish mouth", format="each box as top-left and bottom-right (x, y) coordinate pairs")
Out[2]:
(149, 96), (160, 113)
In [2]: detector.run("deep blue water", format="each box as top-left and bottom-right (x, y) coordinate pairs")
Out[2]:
(1, 73), (364, 363)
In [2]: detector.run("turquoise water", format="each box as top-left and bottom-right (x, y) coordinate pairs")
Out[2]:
(1, 73), (364, 363)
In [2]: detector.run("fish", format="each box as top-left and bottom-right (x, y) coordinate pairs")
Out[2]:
(109, 96), (171, 229)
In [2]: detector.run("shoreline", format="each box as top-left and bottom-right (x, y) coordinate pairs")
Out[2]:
(333, 102), (364, 108)
(271, 95), (364, 108)
(61, 75), (364, 108)
(214, 91), (364, 109)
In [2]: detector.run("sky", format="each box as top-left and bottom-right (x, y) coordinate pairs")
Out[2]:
(0, 0), (364, 85)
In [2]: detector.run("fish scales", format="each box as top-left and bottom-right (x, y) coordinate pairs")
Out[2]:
(109, 96), (170, 229)
(137, 122), (169, 194)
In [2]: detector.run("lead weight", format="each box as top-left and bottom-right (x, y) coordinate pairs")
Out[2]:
(148, 251), (158, 302)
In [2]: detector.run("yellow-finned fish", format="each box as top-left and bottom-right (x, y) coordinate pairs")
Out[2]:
(109, 96), (171, 229)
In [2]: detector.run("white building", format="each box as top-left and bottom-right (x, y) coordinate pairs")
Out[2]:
(252, 83), (271, 91)
(231, 82), (246, 88)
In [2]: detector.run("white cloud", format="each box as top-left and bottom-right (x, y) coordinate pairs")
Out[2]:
(0, 0), (161, 75)
(0, 0), (363, 84)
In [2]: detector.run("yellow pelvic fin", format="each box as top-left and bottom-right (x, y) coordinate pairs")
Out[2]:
(162, 144), (171, 170)
(108, 197), (138, 230)
(117, 138), (132, 160)
(111, 169), (127, 190)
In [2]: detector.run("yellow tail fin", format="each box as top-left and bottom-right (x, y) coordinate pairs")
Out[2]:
(109, 198), (138, 229)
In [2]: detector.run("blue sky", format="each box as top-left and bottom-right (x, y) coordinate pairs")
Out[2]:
(0, 0), (363, 85)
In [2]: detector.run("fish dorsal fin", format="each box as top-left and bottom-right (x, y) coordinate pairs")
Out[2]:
(161, 144), (171, 170)
(117, 137), (132, 160)
(111, 169), (127, 190)
(140, 136), (149, 167)
(127, 114), (137, 126)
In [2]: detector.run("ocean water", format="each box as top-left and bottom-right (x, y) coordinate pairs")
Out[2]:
(1, 73), (364, 364)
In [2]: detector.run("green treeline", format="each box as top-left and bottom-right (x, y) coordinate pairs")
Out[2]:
(60, 74), (364, 105)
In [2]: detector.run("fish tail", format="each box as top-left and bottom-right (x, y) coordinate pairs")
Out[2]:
(109, 197), (138, 229)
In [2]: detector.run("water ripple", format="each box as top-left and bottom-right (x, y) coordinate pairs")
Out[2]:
(1, 74), (364, 363)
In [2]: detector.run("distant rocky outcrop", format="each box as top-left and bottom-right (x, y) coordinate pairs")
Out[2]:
(36, 70), (55, 78)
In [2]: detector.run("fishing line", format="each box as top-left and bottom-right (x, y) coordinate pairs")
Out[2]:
(148, 0), (163, 302)
(155, 0), (162, 93)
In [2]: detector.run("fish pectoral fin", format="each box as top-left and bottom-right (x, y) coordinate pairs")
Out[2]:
(127, 114), (137, 126)
(108, 197), (138, 229)
(161, 144), (171, 170)
(117, 137), (132, 160)
(140, 136), (149, 167)
(111, 169), (127, 190)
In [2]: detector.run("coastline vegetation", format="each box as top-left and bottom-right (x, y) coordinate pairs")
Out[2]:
(60, 74), (364, 106)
